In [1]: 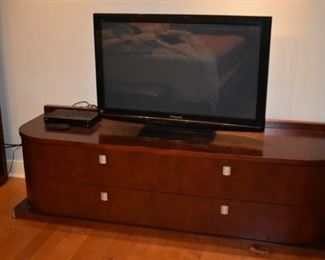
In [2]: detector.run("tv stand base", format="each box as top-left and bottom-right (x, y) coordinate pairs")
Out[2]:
(138, 124), (215, 144)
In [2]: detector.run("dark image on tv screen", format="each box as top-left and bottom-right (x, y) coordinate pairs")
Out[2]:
(101, 22), (261, 120)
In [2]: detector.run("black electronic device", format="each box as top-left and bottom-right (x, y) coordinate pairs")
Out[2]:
(44, 109), (100, 128)
(45, 123), (71, 131)
(93, 14), (272, 141)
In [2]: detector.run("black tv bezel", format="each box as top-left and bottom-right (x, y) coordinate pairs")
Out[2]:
(94, 13), (272, 132)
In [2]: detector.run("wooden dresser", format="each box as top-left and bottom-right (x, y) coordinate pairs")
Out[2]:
(0, 108), (8, 186)
(18, 116), (325, 246)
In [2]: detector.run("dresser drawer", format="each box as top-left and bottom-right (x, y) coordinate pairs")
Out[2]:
(161, 194), (323, 245)
(161, 156), (321, 206)
(28, 181), (163, 227)
(205, 160), (320, 206)
(28, 181), (111, 220)
(23, 142), (109, 185)
(213, 200), (322, 245)
(27, 180), (323, 245)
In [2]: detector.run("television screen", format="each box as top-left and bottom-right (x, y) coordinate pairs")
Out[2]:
(94, 14), (272, 133)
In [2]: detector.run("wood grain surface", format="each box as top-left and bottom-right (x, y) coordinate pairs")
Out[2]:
(20, 115), (325, 163)
(1, 178), (324, 260)
(18, 116), (325, 245)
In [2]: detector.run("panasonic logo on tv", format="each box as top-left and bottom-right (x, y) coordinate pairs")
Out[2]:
(170, 115), (183, 119)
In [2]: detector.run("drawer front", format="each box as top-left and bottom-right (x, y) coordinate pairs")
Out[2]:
(161, 157), (320, 206)
(161, 194), (322, 245)
(105, 148), (319, 206)
(214, 200), (322, 245)
(206, 160), (319, 206)
(23, 142), (109, 185)
(28, 181), (111, 220)
(28, 180), (323, 245)
(28, 181), (163, 227)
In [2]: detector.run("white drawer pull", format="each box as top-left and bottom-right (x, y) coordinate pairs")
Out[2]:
(222, 166), (231, 176)
(220, 205), (230, 215)
(99, 154), (107, 164)
(100, 192), (108, 201)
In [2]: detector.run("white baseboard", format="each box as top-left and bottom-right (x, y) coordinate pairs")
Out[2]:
(7, 159), (25, 178)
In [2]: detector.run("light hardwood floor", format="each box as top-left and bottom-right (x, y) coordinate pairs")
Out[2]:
(0, 178), (324, 260)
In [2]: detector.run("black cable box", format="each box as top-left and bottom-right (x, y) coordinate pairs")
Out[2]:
(44, 109), (100, 128)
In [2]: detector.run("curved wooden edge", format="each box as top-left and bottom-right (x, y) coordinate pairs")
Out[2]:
(20, 133), (325, 166)
(266, 119), (325, 131)
(19, 115), (325, 165)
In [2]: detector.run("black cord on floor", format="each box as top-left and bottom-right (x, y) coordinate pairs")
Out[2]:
(5, 143), (21, 147)
(4, 144), (22, 173)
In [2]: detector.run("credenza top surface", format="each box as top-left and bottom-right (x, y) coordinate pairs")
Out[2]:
(20, 115), (325, 163)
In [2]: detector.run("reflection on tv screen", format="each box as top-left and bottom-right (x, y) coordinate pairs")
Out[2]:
(102, 22), (261, 120)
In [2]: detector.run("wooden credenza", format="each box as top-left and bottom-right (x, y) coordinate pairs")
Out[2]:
(18, 116), (325, 245)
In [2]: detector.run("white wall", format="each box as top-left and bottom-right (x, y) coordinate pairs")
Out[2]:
(0, 0), (325, 162)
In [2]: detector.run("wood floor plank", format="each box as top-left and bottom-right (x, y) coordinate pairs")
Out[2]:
(123, 228), (157, 260)
(101, 226), (141, 260)
(70, 225), (120, 259)
(14, 223), (58, 260)
(30, 225), (90, 260)
(0, 178), (324, 260)
(143, 232), (169, 260)
(0, 220), (46, 259)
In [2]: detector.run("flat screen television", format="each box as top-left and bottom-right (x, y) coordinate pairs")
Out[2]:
(94, 14), (272, 143)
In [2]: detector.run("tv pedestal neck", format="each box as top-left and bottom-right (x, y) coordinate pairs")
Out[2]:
(16, 115), (325, 252)
(138, 124), (216, 144)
